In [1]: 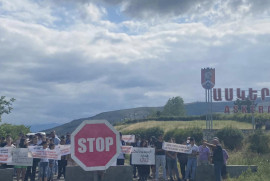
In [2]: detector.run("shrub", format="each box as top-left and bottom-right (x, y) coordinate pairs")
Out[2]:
(248, 130), (270, 154)
(122, 127), (164, 140)
(0, 124), (30, 140)
(216, 127), (244, 150)
(164, 127), (203, 145)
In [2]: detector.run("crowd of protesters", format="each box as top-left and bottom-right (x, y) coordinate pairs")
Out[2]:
(123, 133), (229, 181)
(1, 131), (229, 181)
(0, 131), (71, 181)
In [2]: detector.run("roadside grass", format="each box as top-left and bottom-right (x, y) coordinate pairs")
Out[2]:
(115, 120), (252, 132)
(226, 150), (270, 181)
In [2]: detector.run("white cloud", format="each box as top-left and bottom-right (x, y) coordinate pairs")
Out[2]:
(0, 0), (270, 125)
(0, 0), (57, 25)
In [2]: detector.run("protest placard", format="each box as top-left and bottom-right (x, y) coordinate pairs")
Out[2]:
(28, 146), (61, 160)
(57, 145), (71, 156)
(162, 142), (192, 154)
(121, 146), (133, 154)
(8, 148), (33, 166)
(131, 147), (155, 165)
(122, 135), (135, 143)
(0, 147), (13, 163)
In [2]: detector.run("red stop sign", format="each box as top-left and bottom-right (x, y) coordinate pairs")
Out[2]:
(71, 120), (120, 171)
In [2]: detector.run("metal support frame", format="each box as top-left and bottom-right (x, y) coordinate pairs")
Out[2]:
(205, 89), (213, 130)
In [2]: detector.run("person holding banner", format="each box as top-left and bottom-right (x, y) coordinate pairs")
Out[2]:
(4, 137), (15, 148)
(57, 139), (68, 180)
(117, 132), (126, 166)
(137, 139), (150, 181)
(3, 137), (15, 169)
(177, 139), (188, 180)
(166, 138), (181, 181)
(185, 137), (199, 181)
(27, 136), (40, 181)
(15, 138), (28, 181)
(48, 143), (56, 181)
(155, 134), (167, 181)
(39, 141), (49, 181)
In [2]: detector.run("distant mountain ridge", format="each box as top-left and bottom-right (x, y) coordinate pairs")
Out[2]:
(29, 123), (60, 132)
(43, 107), (163, 135)
(43, 99), (270, 136)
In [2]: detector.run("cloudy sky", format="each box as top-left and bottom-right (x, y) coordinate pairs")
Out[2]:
(1, 0), (270, 125)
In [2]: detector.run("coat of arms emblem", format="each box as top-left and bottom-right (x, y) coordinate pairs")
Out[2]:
(201, 68), (215, 89)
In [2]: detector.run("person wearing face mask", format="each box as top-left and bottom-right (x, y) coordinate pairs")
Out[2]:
(185, 137), (199, 181)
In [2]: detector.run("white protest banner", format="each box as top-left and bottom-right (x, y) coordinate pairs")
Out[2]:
(121, 146), (133, 154)
(122, 135), (135, 143)
(8, 148), (33, 166)
(0, 147), (13, 163)
(57, 145), (71, 156)
(162, 142), (192, 154)
(131, 147), (155, 165)
(28, 146), (61, 160)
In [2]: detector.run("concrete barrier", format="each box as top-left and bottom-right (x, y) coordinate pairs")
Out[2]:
(66, 165), (133, 181)
(0, 168), (13, 181)
(195, 165), (257, 181)
(227, 165), (257, 178)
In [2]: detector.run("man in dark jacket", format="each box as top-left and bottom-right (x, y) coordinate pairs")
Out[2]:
(205, 138), (224, 181)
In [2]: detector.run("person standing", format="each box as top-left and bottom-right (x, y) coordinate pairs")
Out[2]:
(185, 137), (199, 181)
(3, 137), (15, 169)
(131, 136), (140, 178)
(39, 141), (49, 181)
(198, 140), (210, 166)
(15, 138), (28, 181)
(50, 131), (60, 176)
(205, 139), (224, 181)
(48, 143), (56, 181)
(149, 136), (156, 179)
(222, 148), (229, 179)
(166, 137), (181, 181)
(24, 136), (40, 181)
(117, 132), (126, 165)
(177, 139), (188, 180)
(65, 133), (71, 145)
(57, 139), (68, 180)
(155, 134), (167, 181)
(137, 140), (150, 181)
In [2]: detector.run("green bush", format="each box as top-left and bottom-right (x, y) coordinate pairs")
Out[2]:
(164, 127), (203, 145)
(0, 124), (30, 140)
(216, 127), (244, 150)
(122, 127), (164, 140)
(248, 130), (270, 154)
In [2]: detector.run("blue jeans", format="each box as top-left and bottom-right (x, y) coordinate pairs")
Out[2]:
(214, 161), (223, 181)
(155, 155), (166, 180)
(185, 157), (197, 180)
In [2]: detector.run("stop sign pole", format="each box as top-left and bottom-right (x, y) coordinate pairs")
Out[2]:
(71, 120), (121, 171)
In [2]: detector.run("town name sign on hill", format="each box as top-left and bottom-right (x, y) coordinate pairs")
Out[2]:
(213, 88), (270, 113)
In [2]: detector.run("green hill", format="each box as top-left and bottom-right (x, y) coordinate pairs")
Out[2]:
(43, 107), (163, 135)
(43, 100), (270, 136)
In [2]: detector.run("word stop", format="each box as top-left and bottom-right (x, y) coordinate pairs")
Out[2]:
(78, 137), (113, 153)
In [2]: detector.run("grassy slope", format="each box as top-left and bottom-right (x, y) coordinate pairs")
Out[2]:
(119, 121), (269, 180)
(116, 120), (253, 132)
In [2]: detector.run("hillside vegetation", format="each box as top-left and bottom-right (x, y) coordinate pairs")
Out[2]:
(116, 120), (253, 133)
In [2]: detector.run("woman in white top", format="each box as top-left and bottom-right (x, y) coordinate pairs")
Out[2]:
(39, 141), (49, 181)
